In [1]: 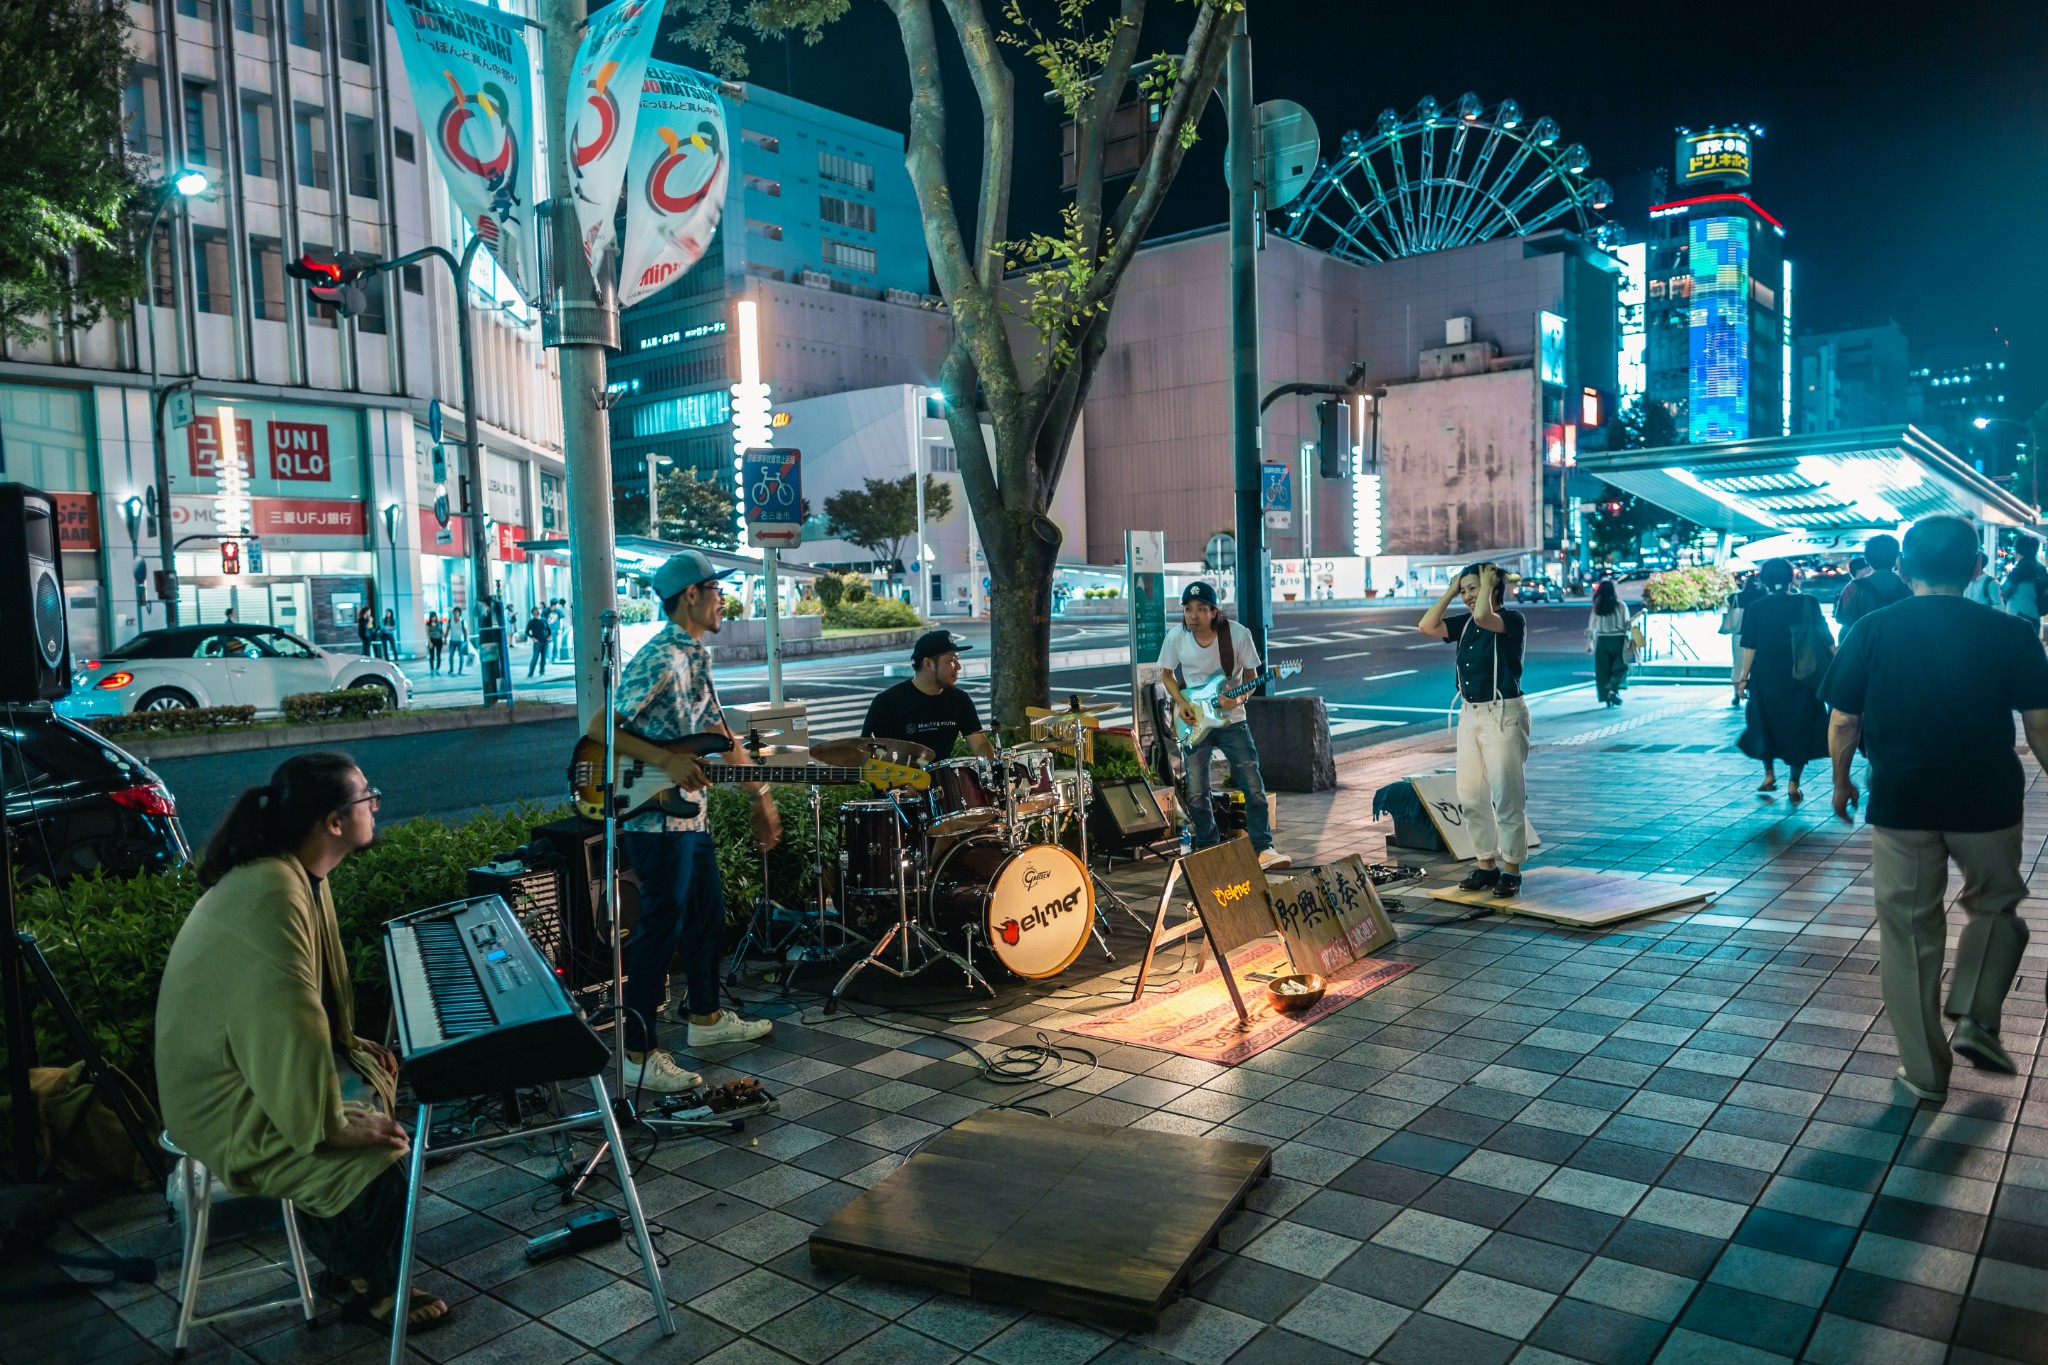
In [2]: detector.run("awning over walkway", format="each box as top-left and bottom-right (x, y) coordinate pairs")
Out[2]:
(514, 534), (831, 580)
(1574, 426), (2040, 538)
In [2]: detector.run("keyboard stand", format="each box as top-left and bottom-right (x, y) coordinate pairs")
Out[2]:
(386, 1072), (672, 1363)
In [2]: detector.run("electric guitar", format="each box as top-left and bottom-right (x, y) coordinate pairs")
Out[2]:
(1172, 662), (1304, 748)
(568, 731), (928, 822)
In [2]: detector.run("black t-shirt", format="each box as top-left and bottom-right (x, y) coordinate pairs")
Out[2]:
(1819, 594), (2048, 832)
(1444, 611), (1526, 702)
(1836, 569), (1911, 627)
(861, 679), (983, 758)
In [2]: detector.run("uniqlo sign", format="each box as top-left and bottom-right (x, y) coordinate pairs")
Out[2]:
(188, 417), (257, 479)
(269, 422), (333, 481)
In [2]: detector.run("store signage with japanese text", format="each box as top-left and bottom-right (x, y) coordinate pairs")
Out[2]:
(172, 400), (365, 510)
(173, 496), (367, 542)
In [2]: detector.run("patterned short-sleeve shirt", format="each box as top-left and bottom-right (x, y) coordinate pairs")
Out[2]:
(614, 622), (726, 833)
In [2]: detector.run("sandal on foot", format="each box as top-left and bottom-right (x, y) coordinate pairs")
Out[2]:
(1756, 778), (1778, 793)
(354, 1288), (454, 1333)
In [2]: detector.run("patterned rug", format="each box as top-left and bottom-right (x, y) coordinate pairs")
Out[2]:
(1062, 938), (1418, 1065)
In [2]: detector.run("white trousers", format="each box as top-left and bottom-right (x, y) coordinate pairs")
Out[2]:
(1456, 697), (1531, 864)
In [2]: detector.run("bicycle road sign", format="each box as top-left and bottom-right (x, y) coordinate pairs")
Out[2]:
(743, 448), (803, 547)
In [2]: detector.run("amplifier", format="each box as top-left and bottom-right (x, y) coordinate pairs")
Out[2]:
(466, 861), (568, 983)
(530, 816), (640, 990)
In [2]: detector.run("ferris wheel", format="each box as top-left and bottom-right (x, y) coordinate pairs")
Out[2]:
(1277, 94), (1618, 263)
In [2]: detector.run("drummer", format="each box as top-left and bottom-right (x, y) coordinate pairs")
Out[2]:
(862, 630), (997, 762)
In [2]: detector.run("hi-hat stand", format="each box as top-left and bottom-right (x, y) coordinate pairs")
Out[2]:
(826, 791), (991, 1011)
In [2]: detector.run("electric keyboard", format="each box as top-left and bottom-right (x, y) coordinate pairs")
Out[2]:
(383, 895), (610, 1103)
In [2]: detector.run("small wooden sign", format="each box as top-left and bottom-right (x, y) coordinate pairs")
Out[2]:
(1269, 872), (1348, 977)
(1406, 772), (1540, 861)
(1315, 855), (1395, 960)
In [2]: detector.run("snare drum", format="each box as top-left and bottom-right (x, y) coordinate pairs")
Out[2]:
(1002, 748), (1061, 816)
(837, 799), (921, 900)
(928, 839), (1093, 979)
(927, 757), (1000, 835)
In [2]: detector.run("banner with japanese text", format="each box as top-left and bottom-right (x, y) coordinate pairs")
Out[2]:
(617, 60), (729, 307)
(566, 0), (667, 281)
(388, 0), (537, 298)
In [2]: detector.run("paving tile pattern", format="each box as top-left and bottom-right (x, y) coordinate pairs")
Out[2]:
(7, 686), (2048, 1364)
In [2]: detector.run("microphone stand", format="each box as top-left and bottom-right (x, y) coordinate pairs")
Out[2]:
(570, 610), (633, 1198)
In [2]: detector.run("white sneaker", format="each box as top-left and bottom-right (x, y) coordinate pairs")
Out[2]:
(1258, 849), (1293, 872)
(622, 1050), (702, 1094)
(686, 1011), (774, 1048)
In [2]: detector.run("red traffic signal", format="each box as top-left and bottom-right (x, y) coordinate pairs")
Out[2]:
(220, 539), (241, 575)
(286, 253), (370, 318)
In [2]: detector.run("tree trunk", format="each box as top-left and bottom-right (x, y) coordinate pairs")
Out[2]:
(986, 508), (1058, 730)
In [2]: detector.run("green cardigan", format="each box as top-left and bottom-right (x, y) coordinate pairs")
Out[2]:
(155, 855), (401, 1218)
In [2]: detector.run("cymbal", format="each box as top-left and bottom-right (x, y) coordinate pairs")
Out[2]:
(1025, 703), (1115, 719)
(811, 736), (935, 767)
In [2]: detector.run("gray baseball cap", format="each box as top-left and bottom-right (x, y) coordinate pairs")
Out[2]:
(651, 549), (739, 599)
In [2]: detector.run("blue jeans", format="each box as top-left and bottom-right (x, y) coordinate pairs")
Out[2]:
(619, 831), (725, 1051)
(1184, 721), (1272, 853)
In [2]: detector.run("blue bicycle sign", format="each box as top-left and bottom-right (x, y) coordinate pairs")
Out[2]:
(742, 449), (803, 548)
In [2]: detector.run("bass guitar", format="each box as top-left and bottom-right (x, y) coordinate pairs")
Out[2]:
(1172, 662), (1303, 748)
(568, 731), (928, 822)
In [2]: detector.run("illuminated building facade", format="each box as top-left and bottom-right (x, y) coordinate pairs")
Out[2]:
(1641, 126), (1791, 443)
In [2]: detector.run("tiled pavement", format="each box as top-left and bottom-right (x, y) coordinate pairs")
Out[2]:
(8, 684), (2048, 1365)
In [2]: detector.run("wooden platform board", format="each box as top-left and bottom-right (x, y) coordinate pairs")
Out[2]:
(1425, 866), (1709, 927)
(808, 1109), (1271, 1330)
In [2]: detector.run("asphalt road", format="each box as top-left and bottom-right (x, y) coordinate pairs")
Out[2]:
(150, 603), (1609, 839)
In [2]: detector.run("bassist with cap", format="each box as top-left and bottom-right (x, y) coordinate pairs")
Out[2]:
(1158, 582), (1289, 871)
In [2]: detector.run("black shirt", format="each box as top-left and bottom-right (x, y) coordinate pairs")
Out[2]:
(1444, 611), (1526, 702)
(1835, 569), (1911, 628)
(1819, 594), (2048, 832)
(862, 679), (983, 759)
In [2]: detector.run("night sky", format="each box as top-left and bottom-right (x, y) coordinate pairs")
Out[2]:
(688, 0), (2048, 418)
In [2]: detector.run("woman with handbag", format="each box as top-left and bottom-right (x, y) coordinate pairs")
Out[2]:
(1734, 558), (1832, 801)
(1586, 578), (1634, 706)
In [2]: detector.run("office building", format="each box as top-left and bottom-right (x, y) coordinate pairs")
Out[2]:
(1798, 323), (1912, 434)
(1911, 338), (2022, 476)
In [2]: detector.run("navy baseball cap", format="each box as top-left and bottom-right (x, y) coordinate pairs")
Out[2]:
(651, 549), (739, 599)
(1182, 581), (1219, 607)
(912, 629), (972, 663)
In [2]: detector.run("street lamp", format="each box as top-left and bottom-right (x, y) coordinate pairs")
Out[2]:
(1975, 416), (2037, 508)
(141, 168), (210, 627)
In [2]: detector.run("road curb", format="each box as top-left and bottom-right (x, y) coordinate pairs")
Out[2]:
(113, 702), (580, 761)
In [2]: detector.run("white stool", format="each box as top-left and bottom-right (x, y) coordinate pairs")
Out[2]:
(160, 1131), (317, 1358)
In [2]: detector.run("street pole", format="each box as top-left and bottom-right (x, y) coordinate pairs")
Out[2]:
(450, 237), (512, 705)
(540, 0), (620, 731)
(141, 183), (191, 628)
(910, 386), (926, 614)
(765, 548), (782, 703)
(1225, 12), (1265, 666)
(646, 454), (660, 535)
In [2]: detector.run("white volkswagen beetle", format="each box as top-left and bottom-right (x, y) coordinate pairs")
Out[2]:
(59, 625), (411, 717)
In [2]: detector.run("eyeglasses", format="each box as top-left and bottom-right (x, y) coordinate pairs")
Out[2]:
(340, 788), (382, 813)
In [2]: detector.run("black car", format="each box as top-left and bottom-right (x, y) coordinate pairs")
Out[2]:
(2, 706), (188, 884)
(1515, 579), (1562, 603)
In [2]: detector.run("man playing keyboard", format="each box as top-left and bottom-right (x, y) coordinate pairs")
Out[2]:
(155, 754), (450, 1334)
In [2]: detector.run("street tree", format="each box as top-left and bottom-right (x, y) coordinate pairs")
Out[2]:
(0, 0), (149, 344)
(823, 473), (953, 573)
(615, 466), (740, 548)
(677, 0), (1240, 724)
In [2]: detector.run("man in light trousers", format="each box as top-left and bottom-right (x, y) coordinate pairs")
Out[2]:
(1822, 515), (2048, 1103)
(1421, 562), (1533, 897)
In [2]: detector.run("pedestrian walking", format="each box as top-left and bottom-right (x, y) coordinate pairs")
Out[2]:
(1419, 562), (1530, 897)
(425, 613), (446, 674)
(355, 607), (374, 657)
(1586, 578), (1633, 706)
(2002, 534), (2047, 641)
(1965, 551), (2002, 608)
(1720, 572), (1764, 706)
(1835, 533), (1912, 629)
(525, 608), (550, 678)
(448, 612), (470, 674)
(545, 599), (566, 662)
(1734, 558), (1831, 801)
(1821, 516), (2048, 1103)
(375, 609), (397, 661)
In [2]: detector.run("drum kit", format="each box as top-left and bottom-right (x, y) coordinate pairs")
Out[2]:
(745, 700), (1131, 1007)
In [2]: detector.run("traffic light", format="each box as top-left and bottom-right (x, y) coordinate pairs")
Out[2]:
(285, 253), (370, 318)
(1316, 398), (1352, 479)
(220, 539), (241, 575)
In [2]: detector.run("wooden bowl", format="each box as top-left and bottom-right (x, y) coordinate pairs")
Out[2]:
(1266, 972), (1327, 1013)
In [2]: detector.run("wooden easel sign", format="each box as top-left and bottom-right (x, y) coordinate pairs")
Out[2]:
(1130, 835), (1274, 1023)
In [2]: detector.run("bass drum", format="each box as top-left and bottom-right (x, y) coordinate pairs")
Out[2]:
(928, 839), (1093, 980)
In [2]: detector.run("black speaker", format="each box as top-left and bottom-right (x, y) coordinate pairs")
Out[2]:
(1088, 777), (1171, 856)
(0, 484), (70, 702)
(530, 815), (641, 990)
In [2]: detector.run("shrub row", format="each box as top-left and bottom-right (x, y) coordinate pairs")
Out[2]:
(1642, 564), (1736, 613)
(85, 705), (257, 738)
(280, 687), (390, 724)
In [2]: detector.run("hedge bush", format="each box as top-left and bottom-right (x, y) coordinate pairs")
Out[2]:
(792, 595), (825, 616)
(6, 802), (566, 1110)
(86, 705), (257, 739)
(825, 596), (923, 630)
(1643, 565), (1736, 613)
(281, 687), (390, 724)
(814, 575), (846, 610)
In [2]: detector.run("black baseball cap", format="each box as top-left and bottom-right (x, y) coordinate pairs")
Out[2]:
(1182, 581), (1219, 607)
(912, 629), (972, 664)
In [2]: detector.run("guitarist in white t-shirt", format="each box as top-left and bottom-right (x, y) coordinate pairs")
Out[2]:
(1157, 581), (1289, 871)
